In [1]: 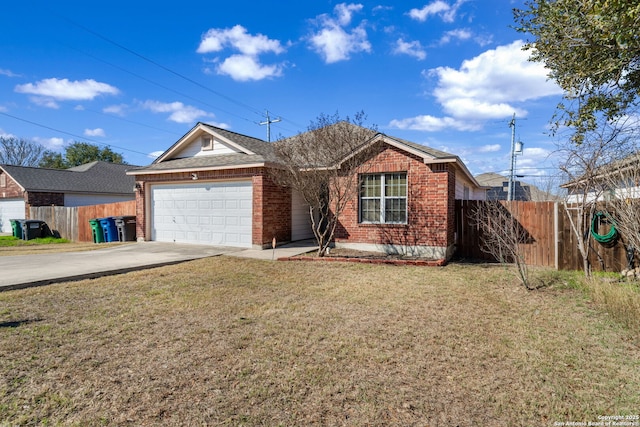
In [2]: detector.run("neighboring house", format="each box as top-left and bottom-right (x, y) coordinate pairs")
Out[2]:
(0, 161), (135, 233)
(562, 152), (640, 203)
(128, 122), (484, 261)
(475, 172), (558, 201)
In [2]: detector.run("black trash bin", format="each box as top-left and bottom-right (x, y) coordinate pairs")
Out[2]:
(21, 220), (47, 240)
(114, 216), (136, 242)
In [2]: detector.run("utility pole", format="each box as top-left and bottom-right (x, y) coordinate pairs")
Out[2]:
(507, 113), (523, 201)
(259, 110), (281, 142)
(507, 113), (516, 201)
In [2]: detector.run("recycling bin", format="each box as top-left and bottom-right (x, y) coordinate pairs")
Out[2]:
(21, 220), (46, 240)
(99, 217), (119, 242)
(114, 216), (136, 242)
(10, 219), (23, 239)
(89, 218), (105, 243)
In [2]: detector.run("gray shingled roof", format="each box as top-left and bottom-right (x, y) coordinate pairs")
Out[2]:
(129, 123), (276, 173)
(384, 135), (458, 159)
(1, 161), (135, 194)
(132, 121), (465, 174)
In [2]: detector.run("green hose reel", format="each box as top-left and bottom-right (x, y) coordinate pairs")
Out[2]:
(590, 211), (618, 245)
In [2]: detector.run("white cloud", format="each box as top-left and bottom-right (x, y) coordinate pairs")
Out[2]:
(439, 28), (472, 45)
(479, 144), (501, 152)
(84, 128), (106, 137)
(432, 41), (562, 116)
(141, 100), (212, 124)
(148, 150), (164, 159)
(308, 3), (371, 64)
(103, 104), (127, 116)
(217, 54), (283, 81)
(389, 41), (563, 132)
(408, 0), (466, 23)
(197, 25), (285, 81)
(0, 69), (20, 78)
(197, 25), (284, 56)
(335, 3), (363, 26)
(389, 115), (482, 132)
(393, 38), (426, 60)
(15, 78), (119, 102)
(33, 136), (65, 150)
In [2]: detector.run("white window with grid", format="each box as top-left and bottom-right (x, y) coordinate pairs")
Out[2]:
(359, 172), (407, 224)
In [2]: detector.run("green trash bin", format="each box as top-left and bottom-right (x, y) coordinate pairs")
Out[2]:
(10, 219), (23, 239)
(89, 218), (105, 243)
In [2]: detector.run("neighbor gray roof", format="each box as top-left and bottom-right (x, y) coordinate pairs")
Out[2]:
(1, 161), (135, 194)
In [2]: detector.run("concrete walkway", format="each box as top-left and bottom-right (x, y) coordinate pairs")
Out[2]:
(0, 240), (317, 291)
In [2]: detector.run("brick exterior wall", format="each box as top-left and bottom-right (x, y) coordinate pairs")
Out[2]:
(333, 145), (456, 256)
(0, 171), (23, 199)
(133, 167), (291, 247)
(1, 171), (66, 219)
(252, 173), (291, 247)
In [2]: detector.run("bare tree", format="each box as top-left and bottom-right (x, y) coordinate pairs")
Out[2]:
(271, 112), (381, 256)
(557, 115), (639, 277)
(471, 201), (534, 289)
(599, 153), (640, 266)
(0, 136), (47, 167)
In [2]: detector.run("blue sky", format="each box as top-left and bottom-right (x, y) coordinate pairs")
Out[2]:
(0, 0), (565, 179)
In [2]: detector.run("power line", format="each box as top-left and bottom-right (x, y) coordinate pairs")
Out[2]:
(0, 111), (150, 158)
(49, 11), (305, 138)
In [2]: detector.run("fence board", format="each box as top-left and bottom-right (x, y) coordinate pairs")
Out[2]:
(456, 200), (631, 272)
(29, 200), (136, 242)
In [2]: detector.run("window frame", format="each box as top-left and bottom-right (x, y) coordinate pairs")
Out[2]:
(359, 172), (408, 224)
(201, 135), (213, 151)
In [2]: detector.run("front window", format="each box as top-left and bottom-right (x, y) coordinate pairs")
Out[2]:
(360, 173), (407, 223)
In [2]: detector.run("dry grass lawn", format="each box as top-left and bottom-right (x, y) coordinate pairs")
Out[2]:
(0, 257), (638, 426)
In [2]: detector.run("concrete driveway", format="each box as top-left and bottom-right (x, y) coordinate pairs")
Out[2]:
(0, 240), (316, 291)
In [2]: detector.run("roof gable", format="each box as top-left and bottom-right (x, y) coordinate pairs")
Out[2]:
(154, 122), (270, 163)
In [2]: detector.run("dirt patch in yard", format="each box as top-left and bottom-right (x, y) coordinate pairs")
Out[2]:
(0, 258), (638, 426)
(284, 247), (448, 265)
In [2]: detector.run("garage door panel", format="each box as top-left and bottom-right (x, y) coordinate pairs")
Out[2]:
(151, 181), (252, 248)
(0, 199), (26, 234)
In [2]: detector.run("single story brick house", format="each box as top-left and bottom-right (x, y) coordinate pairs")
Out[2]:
(0, 161), (135, 233)
(128, 122), (485, 260)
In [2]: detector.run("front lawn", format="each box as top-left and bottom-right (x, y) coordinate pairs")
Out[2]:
(0, 236), (127, 256)
(0, 258), (638, 426)
(0, 236), (70, 247)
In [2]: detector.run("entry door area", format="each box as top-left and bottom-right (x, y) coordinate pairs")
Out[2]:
(150, 181), (252, 248)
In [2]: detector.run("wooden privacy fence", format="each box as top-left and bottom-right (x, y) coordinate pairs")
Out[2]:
(29, 200), (136, 242)
(456, 200), (630, 272)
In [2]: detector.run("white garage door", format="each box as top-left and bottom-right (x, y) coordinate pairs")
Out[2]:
(151, 181), (252, 248)
(0, 199), (26, 234)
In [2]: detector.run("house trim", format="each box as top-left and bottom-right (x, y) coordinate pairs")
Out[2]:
(154, 123), (256, 163)
(127, 163), (267, 176)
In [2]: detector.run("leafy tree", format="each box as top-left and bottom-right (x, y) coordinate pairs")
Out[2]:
(271, 112), (381, 256)
(514, 0), (640, 143)
(40, 142), (126, 168)
(0, 136), (47, 167)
